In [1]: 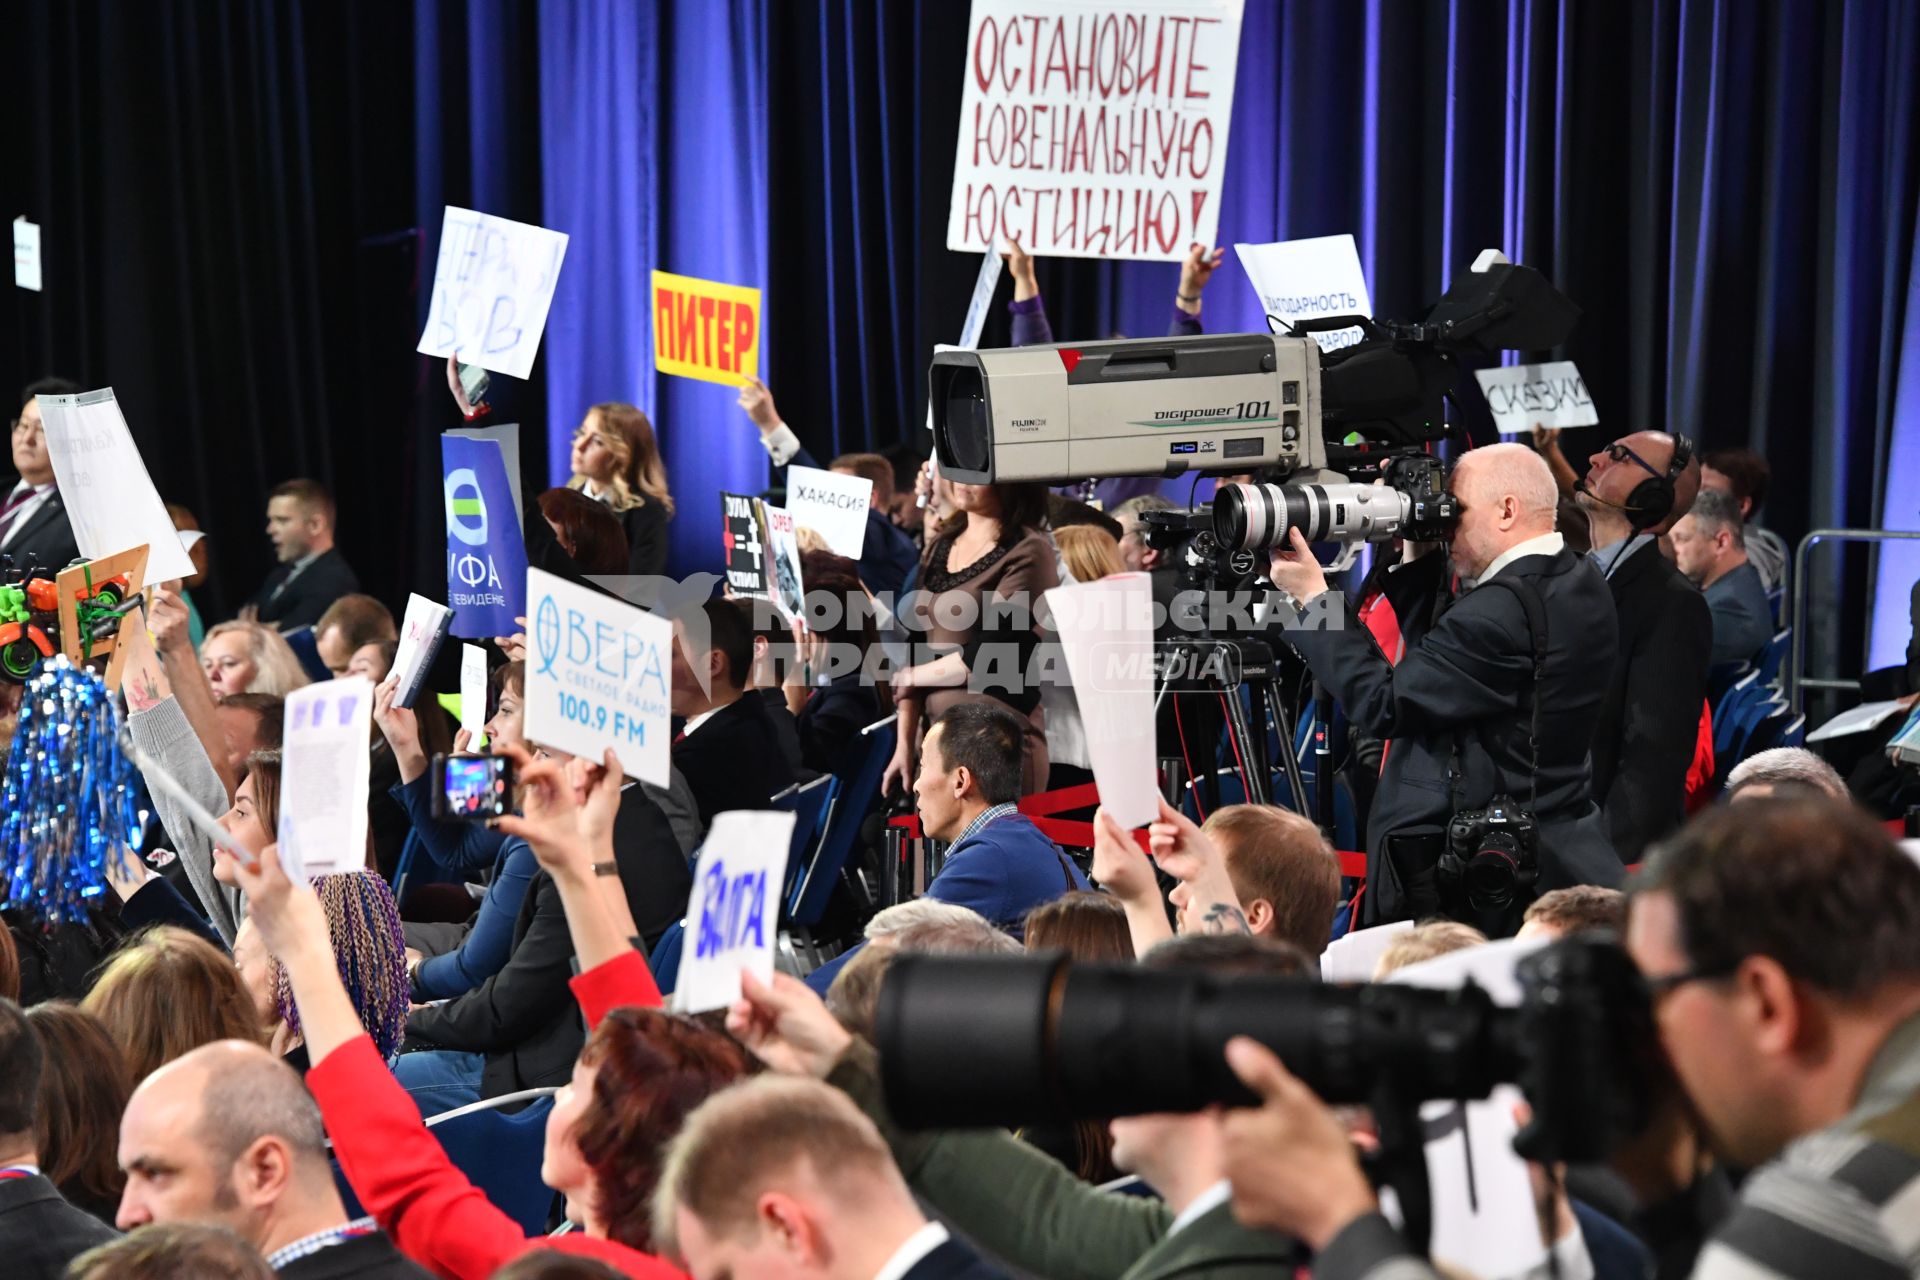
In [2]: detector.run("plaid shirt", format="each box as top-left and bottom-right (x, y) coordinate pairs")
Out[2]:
(952, 802), (1019, 852)
(265, 1218), (378, 1270)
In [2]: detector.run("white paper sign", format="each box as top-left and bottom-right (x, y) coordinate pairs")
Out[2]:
(14, 217), (42, 292)
(390, 594), (453, 709)
(958, 253), (1005, 350)
(947, 0), (1247, 261)
(1235, 235), (1373, 352)
(1388, 937), (1552, 1278)
(459, 644), (489, 739)
(1042, 574), (1157, 827)
(36, 389), (195, 582)
(417, 206), (569, 380)
(279, 678), (375, 880)
(786, 465), (873, 560)
(1805, 698), (1905, 743)
(1473, 361), (1600, 434)
(1318, 920), (1416, 983)
(761, 504), (806, 621)
(522, 567), (673, 785)
(675, 810), (797, 1013)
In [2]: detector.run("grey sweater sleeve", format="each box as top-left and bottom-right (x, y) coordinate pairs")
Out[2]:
(128, 699), (243, 944)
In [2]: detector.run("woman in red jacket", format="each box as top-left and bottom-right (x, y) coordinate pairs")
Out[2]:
(233, 744), (748, 1279)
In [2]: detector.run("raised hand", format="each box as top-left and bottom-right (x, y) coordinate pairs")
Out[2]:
(494, 617), (528, 663)
(228, 842), (329, 965)
(446, 354), (476, 417)
(1003, 237), (1039, 302)
(726, 969), (853, 1078)
(491, 741), (593, 876)
(737, 376), (782, 433)
(1091, 808), (1157, 903)
(1177, 242), (1227, 311)
(1266, 527), (1330, 603)
(146, 586), (193, 658)
(1147, 795), (1248, 933)
(1221, 1036), (1378, 1249)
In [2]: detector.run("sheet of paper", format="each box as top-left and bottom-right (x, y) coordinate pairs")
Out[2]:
(459, 644), (489, 739)
(675, 810), (797, 1013)
(786, 465), (873, 560)
(1388, 937), (1552, 1278)
(442, 434), (528, 638)
(1473, 361), (1600, 434)
(1806, 698), (1907, 743)
(417, 206), (569, 380)
(278, 678), (375, 880)
(36, 389), (195, 582)
(722, 492), (770, 597)
(1319, 920), (1416, 983)
(760, 503), (806, 621)
(958, 252), (1005, 350)
(947, 0), (1247, 261)
(522, 567), (674, 784)
(1042, 573), (1157, 827)
(1235, 234), (1373, 353)
(652, 270), (763, 385)
(14, 217), (42, 292)
(390, 594), (454, 709)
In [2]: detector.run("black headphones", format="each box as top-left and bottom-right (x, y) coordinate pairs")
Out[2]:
(1625, 432), (1694, 529)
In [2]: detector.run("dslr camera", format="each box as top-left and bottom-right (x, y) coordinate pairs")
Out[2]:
(1443, 793), (1541, 912)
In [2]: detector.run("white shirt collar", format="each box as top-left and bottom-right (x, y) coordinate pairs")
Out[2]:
(1473, 532), (1564, 588)
(1165, 1180), (1233, 1238)
(681, 707), (721, 738)
(871, 1222), (950, 1280)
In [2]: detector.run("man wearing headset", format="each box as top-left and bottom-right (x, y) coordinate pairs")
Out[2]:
(1575, 430), (1712, 862)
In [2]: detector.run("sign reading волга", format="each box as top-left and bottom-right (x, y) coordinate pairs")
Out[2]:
(947, 0), (1247, 261)
(523, 568), (673, 786)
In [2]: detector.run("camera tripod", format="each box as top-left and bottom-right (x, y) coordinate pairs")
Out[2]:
(1153, 634), (1311, 817)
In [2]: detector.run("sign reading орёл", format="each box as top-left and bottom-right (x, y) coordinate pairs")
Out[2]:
(652, 270), (762, 385)
(947, 0), (1247, 261)
(522, 567), (673, 786)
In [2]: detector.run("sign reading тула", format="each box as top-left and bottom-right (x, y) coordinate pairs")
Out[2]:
(947, 0), (1247, 262)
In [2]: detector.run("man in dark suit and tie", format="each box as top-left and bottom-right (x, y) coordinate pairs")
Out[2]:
(1, 378), (84, 577)
(0, 997), (118, 1279)
(670, 598), (798, 825)
(1575, 429), (1712, 862)
(657, 1075), (1011, 1280)
(1271, 443), (1623, 928)
(239, 479), (360, 631)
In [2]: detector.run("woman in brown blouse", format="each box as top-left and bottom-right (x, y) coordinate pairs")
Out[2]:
(883, 478), (1058, 797)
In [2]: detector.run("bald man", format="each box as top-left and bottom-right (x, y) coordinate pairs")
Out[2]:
(1574, 429), (1713, 862)
(1269, 444), (1622, 929)
(116, 1041), (428, 1279)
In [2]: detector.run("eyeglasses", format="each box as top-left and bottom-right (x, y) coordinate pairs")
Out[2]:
(1641, 963), (1736, 1000)
(1604, 441), (1664, 481)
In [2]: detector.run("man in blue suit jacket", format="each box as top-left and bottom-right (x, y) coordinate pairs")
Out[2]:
(805, 702), (1086, 993)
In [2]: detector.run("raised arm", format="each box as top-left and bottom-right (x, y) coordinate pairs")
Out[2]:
(148, 586), (241, 800)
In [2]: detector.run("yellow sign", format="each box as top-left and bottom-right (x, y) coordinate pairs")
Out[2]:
(651, 270), (762, 385)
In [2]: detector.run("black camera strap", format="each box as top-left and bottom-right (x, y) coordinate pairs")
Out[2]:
(1473, 576), (1548, 810)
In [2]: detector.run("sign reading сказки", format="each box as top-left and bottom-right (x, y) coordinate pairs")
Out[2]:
(947, 0), (1247, 262)
(522, 568), (673, 787)
(1234, 234), (1373, 353)
(1473, 361), (1600, 435)
(652, 271), (762, 384)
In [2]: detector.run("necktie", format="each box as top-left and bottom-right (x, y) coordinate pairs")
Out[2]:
(0, 485), (43, 548)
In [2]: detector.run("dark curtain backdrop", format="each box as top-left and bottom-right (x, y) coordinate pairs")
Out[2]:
(6, 0), (1917, 687)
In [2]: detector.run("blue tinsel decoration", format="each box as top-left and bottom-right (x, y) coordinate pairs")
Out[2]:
(0, 657), (147, 923)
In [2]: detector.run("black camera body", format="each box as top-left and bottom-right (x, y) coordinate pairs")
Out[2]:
(1379, 453), (1459, 545)
(1442, 792), (1541, 912)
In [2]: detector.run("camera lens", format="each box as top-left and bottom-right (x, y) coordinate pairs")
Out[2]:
(935, 364), (992, 476)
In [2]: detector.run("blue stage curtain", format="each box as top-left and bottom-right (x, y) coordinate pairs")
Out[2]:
(536, 0), (770, 576)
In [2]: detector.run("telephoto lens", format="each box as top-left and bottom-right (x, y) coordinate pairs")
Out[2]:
(1212, 481), (1414, 552)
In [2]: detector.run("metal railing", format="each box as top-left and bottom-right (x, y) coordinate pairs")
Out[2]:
(1788, 528), (1920, 715)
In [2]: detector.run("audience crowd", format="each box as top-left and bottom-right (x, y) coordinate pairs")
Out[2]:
(5, 240), (1920, 1280)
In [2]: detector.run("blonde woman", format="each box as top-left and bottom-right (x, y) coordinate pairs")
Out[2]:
(1055, 523), (1126, 585)
(199, 620), (310, 701)
(566, 403), (675, 575)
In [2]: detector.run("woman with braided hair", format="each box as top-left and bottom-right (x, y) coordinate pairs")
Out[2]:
(216, 751), (412, 1067)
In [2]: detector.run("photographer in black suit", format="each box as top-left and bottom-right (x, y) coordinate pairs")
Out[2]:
(1574, 429), (1711, 862)
(1269, 444), (1621, 929)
